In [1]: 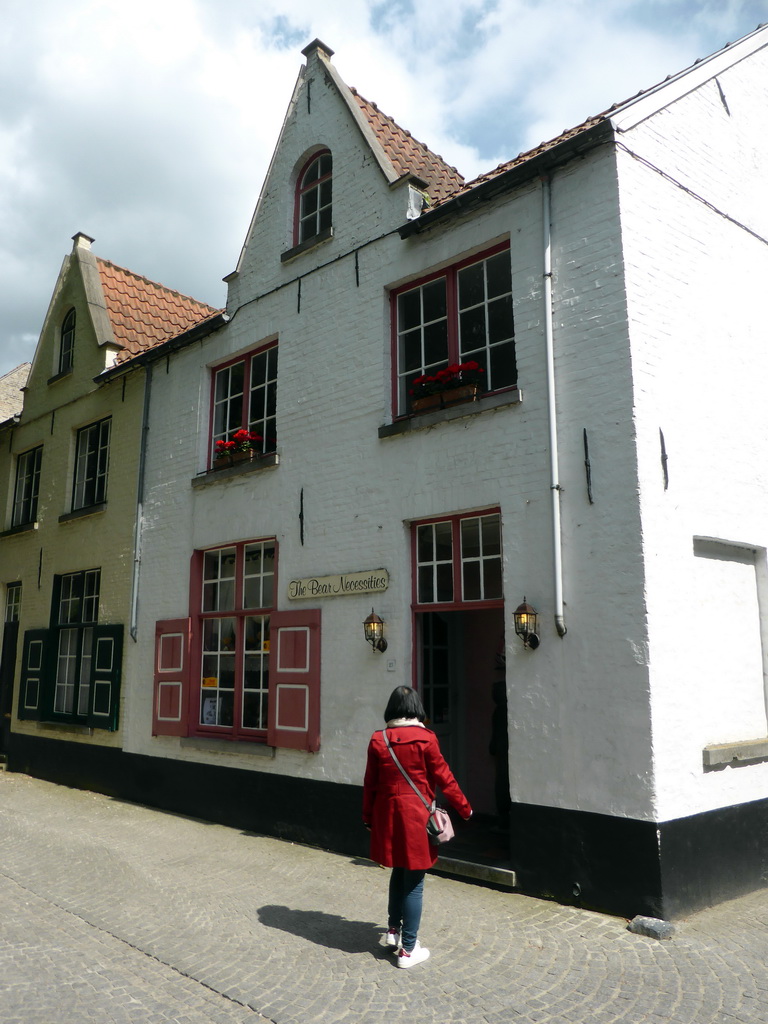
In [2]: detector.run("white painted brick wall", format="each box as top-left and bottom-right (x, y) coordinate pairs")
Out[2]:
(621, 46), (768, 820)
(128, 40), (768, 828)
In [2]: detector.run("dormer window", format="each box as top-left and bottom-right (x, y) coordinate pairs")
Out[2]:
(60, 308), (75, 374)
(296, 150), (332, 245)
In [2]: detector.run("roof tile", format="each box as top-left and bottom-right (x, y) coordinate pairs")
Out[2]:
(96, 260), (220, 364)
(350, 89), (464, 205)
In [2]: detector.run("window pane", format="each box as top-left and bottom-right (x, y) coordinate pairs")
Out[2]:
(198, 540), (276, 735)
(54, 629), (78, 713)
(77, 626), (93, 716)
(242, 615), (269, 731)
(422, 280), (447, 321)
(73, 419), (110, 510)
(5, 583), (21, 623)
(459, 306), (487, 352)
(248, 347), (277, 454)
(434, 522), (453, 562)
(436, 563), (453, 602)
(489, 341), (517, 391)
(243, 542), (275, 610)
(398, 290), (421, 332)
(202, 548), (236, 611)
(213, 362), (245, 451)
(399, 329), (423, 373)
(461, 518), (480, 559)
(462, 560), (481, 601)
(486, 251), (512, 298)
(488, 295), (514, 345)
(423, 324), (449, 368)
(418, 566), (434, 604)
(482, 514), (501, 554)
(302, 188), (318, 216)
(417, 525), (433, 563)
(458, 262), (485, 309)
(218, 691), (234, 726)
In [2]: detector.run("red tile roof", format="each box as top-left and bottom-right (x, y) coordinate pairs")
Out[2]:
(351, 89), (465, 205)
(97, 259), (221, 364)
(443, 113), (607, 206)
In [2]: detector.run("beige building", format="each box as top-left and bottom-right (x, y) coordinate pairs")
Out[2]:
(0, 233), (218, 765)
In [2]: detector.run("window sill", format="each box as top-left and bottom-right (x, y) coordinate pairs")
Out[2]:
(192, 452), (279, 488)
(379, 387), (523, 439)
(0, 521), (39, 539)
(181, 736), (276, 757)
(703, 737), (768, 771)
(39, 722), (95, 736)
(47, 368), (73, 385)
(281, 226), (334, 264)
(59, 503), (107, 524)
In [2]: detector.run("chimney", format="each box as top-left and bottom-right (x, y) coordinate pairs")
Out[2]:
(71, 232), (95, 251)
(301, 39), (334, 62)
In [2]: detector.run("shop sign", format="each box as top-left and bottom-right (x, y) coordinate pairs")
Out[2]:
(287, 569), (389, 600)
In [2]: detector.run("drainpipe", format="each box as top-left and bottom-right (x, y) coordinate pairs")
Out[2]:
(130, 362), (152, 642)
(542, 176), (567, 638)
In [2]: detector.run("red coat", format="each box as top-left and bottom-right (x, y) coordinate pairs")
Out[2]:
(363, 724), (472, 870)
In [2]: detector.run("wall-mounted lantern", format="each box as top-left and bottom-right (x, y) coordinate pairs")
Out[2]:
(514, 598), (540, 650)
(363, 608), (388, 653)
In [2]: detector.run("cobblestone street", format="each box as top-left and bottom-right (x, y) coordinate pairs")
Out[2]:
(1, 772), (768, 1023)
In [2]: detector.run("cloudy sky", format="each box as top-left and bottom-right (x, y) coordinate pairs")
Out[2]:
(1, 0), (766, 377)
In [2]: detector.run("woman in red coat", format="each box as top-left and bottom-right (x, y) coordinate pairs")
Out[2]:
(363, 686), (472, 968)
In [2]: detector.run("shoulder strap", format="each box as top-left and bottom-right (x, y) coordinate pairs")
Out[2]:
(382, 729), (434, 812)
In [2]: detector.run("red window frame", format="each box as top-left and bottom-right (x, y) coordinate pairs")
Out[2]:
(208, 342), (277, 466)
(293, 149), (332, 246)
(390, 242), (516, 418)
(188, 538), (277, 743)
(411, 509), (504, 612)
(153, 548), (322, 752)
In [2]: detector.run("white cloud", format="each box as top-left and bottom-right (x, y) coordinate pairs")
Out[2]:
(0, 0), (764, 376)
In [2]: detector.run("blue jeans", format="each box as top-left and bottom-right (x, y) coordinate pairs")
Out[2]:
(388, 868), (425, 952)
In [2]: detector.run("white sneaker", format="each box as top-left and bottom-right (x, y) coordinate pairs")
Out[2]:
(397, 941), (430, 968)
(384, 928), (400, 949)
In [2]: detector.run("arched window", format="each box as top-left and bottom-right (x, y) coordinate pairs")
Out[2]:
(295, 150), (332, 245)
(60, 308), (75, 374)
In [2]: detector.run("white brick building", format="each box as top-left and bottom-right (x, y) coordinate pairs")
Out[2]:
(10, 27), (768, 919)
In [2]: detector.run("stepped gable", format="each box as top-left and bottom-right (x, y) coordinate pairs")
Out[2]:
(350, 88), (464, 204)
(97, 259), (221, 363)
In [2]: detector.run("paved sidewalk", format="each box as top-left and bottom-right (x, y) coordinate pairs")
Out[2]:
(1, 773), (768, 1023)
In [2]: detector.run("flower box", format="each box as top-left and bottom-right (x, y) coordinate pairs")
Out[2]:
(412, 384), (478, 413)
(213, 429), (264, 470)
(409, 362), (484, 415)
(213, 450), (259, 471)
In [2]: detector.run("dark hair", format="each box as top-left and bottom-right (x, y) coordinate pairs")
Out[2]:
(384, 685), (426, 723)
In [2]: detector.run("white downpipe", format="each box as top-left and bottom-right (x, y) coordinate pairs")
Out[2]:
(542, 177), (567, 637)
(130, 363), (152, 642)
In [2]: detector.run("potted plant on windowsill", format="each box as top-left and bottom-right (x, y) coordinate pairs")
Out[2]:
(410, 361), (485, 413)
(213, 430), (263, 469)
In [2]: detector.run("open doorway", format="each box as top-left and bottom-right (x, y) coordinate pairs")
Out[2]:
(416, 607), (505, 816)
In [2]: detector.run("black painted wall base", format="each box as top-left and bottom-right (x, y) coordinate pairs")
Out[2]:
(9, 733), (768, 921)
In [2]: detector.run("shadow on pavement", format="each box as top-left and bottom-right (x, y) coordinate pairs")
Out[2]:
(257, 904), (385, 954)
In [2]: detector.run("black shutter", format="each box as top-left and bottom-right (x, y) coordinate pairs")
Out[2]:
(87, 624), (123, 731)
(17, 629), (51, 721)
